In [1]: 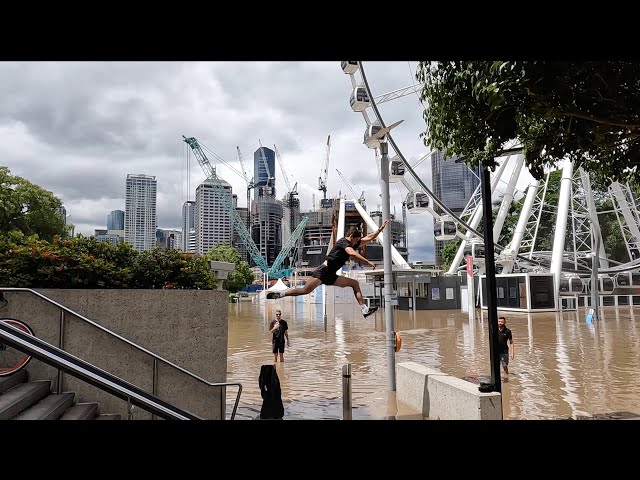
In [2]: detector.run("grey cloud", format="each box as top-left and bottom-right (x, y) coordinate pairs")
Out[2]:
(0, 61), (444, 261)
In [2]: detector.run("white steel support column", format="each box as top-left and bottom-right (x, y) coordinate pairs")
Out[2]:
(550, 161), (574, 308)
(581, 169), (609, 269)
(507, 180), (540, 270)
(337, 198), (346, 240)
(354, 201), (410, 269)
(446, 156), (511, 275)
(493, 155), (525, 240)
(611, 181), (640, 258)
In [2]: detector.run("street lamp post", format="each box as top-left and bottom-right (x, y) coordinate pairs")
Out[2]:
(379, 138), (396, 391)
(480, 165), (502, 396)
(365, 120), (403, 391)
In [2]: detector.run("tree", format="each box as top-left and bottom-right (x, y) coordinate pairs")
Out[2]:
(416, 62), (640, 184)
(0, 166), (69, 241)
(440, 239), (461, 271)
(205, 243), (256, 293)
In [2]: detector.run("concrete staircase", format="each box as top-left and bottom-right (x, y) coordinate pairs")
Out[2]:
(0, 370), (120, 420)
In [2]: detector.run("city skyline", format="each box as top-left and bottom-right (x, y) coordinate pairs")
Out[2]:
(0, 61), (535, 261)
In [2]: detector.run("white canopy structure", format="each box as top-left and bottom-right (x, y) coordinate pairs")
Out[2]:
(266, 278), (289, 292)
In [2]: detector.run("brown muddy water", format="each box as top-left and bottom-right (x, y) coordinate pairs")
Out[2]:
(225, 298), (640, 420)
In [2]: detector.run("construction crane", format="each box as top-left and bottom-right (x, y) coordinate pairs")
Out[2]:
(236, 146), (254, 232)
(274, 144), (300, 234)
(267, 215), (309, 278)
(336, 168), (366, 208)
(318, 135), (331, 208)
(183, 135), (270, 273)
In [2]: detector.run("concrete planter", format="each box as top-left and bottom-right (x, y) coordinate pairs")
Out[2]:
(1, 289), (229, 420)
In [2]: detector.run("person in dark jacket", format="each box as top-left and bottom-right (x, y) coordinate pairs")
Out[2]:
(258, 364), (284, 419)
(267, 220), (389, 318)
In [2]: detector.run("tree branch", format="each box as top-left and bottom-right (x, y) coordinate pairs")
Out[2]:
(526, 87), (640, 129)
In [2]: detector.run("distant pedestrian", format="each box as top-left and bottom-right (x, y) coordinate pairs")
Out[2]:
(498, 316), (514, 376)
(269, 309), (290, 362)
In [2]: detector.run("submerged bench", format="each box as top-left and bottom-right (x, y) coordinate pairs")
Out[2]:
(396, 362), (502, 420)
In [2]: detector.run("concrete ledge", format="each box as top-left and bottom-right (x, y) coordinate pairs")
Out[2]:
(428, 375), (501, 420)
(396, 362), (446, 417)
(397, 361), (502, 420)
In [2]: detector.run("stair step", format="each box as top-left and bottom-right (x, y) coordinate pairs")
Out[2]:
(0, 370), (28, 394)
(13, 392), (75, 420)
(59, 402), (99, 420)
(0, 380), (51, 420)
(95, 414), (121, 420)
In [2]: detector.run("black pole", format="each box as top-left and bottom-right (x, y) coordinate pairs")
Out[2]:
(480, 165), (502, 395)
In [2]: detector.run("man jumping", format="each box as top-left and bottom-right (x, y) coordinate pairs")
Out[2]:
(267, 220), (389, 318)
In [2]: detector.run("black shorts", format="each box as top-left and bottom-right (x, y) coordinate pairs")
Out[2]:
(273, 342), (285, 354)
(312, 266), (339, 286)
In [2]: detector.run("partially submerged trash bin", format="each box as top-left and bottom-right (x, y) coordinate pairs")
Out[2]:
(259, 364), (284, 420)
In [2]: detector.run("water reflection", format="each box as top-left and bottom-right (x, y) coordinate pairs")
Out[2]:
(226, 299), (640, 420)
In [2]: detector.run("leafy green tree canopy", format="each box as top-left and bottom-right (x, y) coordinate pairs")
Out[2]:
(0, 166), (69, 241)
(417, 61), (640, 184)
(205, 243), (256, 293)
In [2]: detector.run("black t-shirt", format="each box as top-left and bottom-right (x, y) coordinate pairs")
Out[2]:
(269, 319), (288, 344)
(325, 238), (361, 273)
(498, 326), (512, 354)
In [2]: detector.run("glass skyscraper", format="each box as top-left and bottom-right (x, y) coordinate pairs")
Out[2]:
(107, 210), (124, 230)
(431, 150), (481, 265)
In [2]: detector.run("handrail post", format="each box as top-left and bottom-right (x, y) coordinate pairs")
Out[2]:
(152, 359), (158, 420)
(342, 364), (352, 420)
(220, 386), (225, 420)
(57, 310), (65, 394)
(127, 397), (134, 420)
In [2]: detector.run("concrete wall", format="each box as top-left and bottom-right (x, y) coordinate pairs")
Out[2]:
(1, 289), (229, 420)
(396, 362), (502, 420)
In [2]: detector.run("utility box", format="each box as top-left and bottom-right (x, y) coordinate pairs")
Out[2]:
(208, 261), (236, 289)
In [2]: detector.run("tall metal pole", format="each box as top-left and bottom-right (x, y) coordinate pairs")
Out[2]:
(380, 139), (396, 391)
(481, 165), (502, 395)
(590, 222), (600, 320)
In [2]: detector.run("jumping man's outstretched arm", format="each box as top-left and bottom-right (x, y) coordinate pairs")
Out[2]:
(345, 246), (375, 267)
(361, 219), (389, 244)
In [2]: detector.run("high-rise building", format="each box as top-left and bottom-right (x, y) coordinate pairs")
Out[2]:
(54, 206), (67, 224)
(250, 145), (282, 267)
(232, 194), (249, 262)
(107, 210), (124, 230)
(282, 192), (301, 268)
(253, 146), (276, 200)
(182, 201), (196, 252)
(124, 174), (157, 252)
(156, 228), (181, 249)
(96, 233), (121, 245)
(195, 176), (233, 255)
(431, 150), (481, 265)
(251, 192), (282, 267)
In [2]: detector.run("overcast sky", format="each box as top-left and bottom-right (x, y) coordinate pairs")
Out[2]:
(0, 61), (531, 262)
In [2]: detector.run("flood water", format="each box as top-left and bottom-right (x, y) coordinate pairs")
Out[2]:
(226, 298), (640, 420)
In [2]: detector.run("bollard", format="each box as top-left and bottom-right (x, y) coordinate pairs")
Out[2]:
(342, 364), (352, 420)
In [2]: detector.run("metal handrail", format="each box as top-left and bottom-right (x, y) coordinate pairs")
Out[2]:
(0, 287), (242, 420)
(0, 321), (198, 420)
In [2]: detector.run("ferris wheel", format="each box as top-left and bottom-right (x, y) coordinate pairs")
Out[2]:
(340, 61), (640, 296)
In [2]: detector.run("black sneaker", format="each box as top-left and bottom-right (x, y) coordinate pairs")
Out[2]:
(266, 292), (284, 299)
(363, 306), (378, 318)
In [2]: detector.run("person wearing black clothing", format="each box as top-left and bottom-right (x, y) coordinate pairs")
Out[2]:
(267, 220), (389, 318)
(498, 316), (514, 375)
(269, 309), (290, 362)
